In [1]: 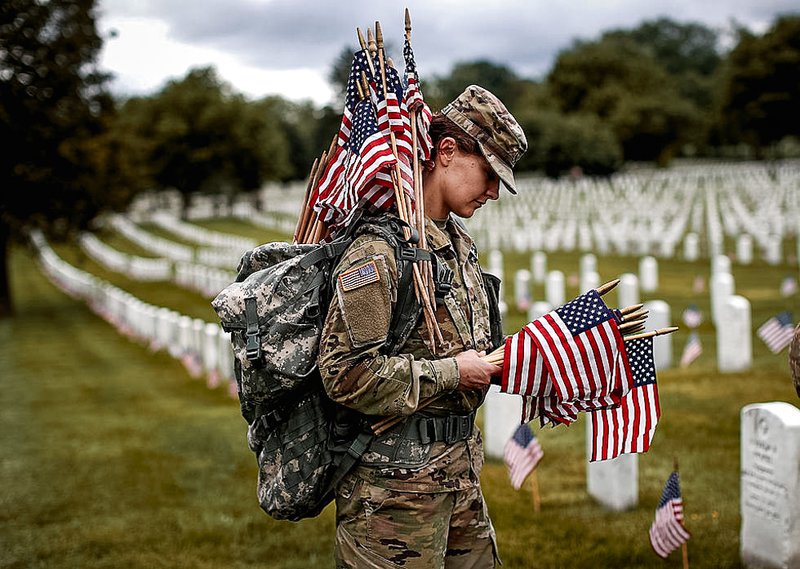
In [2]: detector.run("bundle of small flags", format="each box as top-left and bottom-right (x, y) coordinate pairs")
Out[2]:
(757, 311), (795, 354)
(649, 471), (691, 558)
(490, 286), (666, 462)
(504, 423), (543, 490)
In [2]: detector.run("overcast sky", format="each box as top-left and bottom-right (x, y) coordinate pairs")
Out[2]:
(96, 0), (797, 106)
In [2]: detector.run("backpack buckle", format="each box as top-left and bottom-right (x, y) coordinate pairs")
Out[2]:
(244, 297), (262, 362)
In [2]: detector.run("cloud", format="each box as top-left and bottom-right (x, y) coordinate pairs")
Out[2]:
(97, 0), (799, 103)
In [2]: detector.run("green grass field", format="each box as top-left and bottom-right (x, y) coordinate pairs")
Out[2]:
(1, 218), (798, 568)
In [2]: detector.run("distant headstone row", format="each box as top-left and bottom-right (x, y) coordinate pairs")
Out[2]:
(30, 229), (236, 396)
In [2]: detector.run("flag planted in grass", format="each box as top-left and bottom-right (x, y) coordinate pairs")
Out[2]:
(504, 423), (543, 490)
(781, 276), (798, 298)
(679, 331), (703, 368)
(757, 311), (795, 354)
(649, 471), (690, 559)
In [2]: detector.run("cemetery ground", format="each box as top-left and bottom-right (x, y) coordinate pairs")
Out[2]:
(2, 216), (798, 569)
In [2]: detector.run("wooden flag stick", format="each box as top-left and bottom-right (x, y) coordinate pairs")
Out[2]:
(299, 151), (328, 243)
(624, 326), (679, 342)
(620, 303), (644, 316)
(596, 278), (620, 297)
(293, 156), (319, 243)
(619, 319), (647, 332)
(622, 309), (648, 322)
(621, 323), (646, 335)
(530, 469), (541, 513)
(356, 28), (376, 76)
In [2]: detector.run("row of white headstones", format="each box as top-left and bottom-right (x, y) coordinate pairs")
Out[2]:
(31, 230), (239, 397)
(483, 247), (799, 568)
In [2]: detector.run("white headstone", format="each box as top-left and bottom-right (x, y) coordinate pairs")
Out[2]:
(713, 254), (732, 276)
(488, 249), (504, 280)
(531, 251), (547, 284)
(488, 249), (504, 300)
(203, 323), (220, 374)
(740, 402), (800, 569)
(684, 233), (699, 262)
(639, 256), (658, 293)
(580, 271), (600, 295)
(765, 236), (782, 266)
(644, 300), (672, 370)
(527, 301), (553, 322)
(514, 269), (532, 312)
(580, 254), (597, 280)
(586, 424), (638, 511)
(618, 273), (640, 309)
(545, 270), (565, 308)
(717, 295), (752, 373)
(711, 272), (735, 325)
(737, 234), (754, 265)
(218, 330), (234, 382)
(483, 386), (523, 460)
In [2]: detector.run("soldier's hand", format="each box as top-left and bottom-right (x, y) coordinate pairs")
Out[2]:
(455, 350), (500, 391)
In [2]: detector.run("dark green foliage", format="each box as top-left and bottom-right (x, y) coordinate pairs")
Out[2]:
(718, 15), (800, 152)
(0, 0), (140, 316)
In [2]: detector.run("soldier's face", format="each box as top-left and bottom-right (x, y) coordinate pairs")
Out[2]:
(442, 150), (500, 218)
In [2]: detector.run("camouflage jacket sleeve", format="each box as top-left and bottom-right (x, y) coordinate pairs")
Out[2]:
(317, 234), (460, 417)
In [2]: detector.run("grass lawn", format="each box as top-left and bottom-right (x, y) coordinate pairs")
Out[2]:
(2, 222), (798, 568)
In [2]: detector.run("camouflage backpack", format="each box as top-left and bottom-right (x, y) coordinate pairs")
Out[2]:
(212, 214), (437, 521)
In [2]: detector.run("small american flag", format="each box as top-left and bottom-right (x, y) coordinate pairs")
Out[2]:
(503, 424), (544, 490)
(757, 311), (795, 354)
(402, 37), (432, 161)
(692, 275), (705, 294)
(780, 276), (798, 298)
(681, 304), (702, 329)
(649, 471), (690, 558)
(679, 332), (702, 368)
(589, 336), (660, 462)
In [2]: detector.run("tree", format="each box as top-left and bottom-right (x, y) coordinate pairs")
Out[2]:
(547, 37), (702, 163)
(718, 15), (800, 153)
(428, 60), (520, 111)
(119, 68), (293, 214)
(0, 0), (138, 317)
(603, 17), (723, 112)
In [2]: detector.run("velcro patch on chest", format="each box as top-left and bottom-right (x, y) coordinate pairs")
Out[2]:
(338, 259), (381, 292)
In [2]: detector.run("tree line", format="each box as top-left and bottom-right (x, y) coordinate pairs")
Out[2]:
(1, 0), (799, 315)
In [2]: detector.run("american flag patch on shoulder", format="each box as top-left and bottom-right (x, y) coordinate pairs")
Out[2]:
(339, 259), (380, 292)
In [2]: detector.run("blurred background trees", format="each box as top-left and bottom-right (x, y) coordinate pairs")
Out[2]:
(2, 0), (799, 314)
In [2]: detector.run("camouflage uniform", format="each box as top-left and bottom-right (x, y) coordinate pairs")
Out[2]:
(318, 217), (498, 568)
(318, 84), (527, 568)
(791, 323), (800, 398)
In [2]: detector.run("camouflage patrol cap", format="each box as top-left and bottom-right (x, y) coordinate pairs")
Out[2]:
(442, 85), (528, 194)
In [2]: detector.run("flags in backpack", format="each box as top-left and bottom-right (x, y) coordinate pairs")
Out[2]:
(504, 423), (544, 490)
(589, 336), (661, 462)
(757, 311), (795, 354)
(780, 275), (798, 298)
(681, 304), (702, 329)
(314, 50), (398, 225)
(402, 36), (433, 161)
(679, 332), (703, 368)
(649, 471), (690, 558)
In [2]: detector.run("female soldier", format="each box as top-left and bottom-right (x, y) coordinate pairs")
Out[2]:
(318, 85), (527, 569)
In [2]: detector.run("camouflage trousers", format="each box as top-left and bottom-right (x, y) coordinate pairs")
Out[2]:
(334, 473), (499, 568)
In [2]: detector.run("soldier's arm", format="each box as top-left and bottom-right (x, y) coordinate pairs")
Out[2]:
(317, 236), (460, 417)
